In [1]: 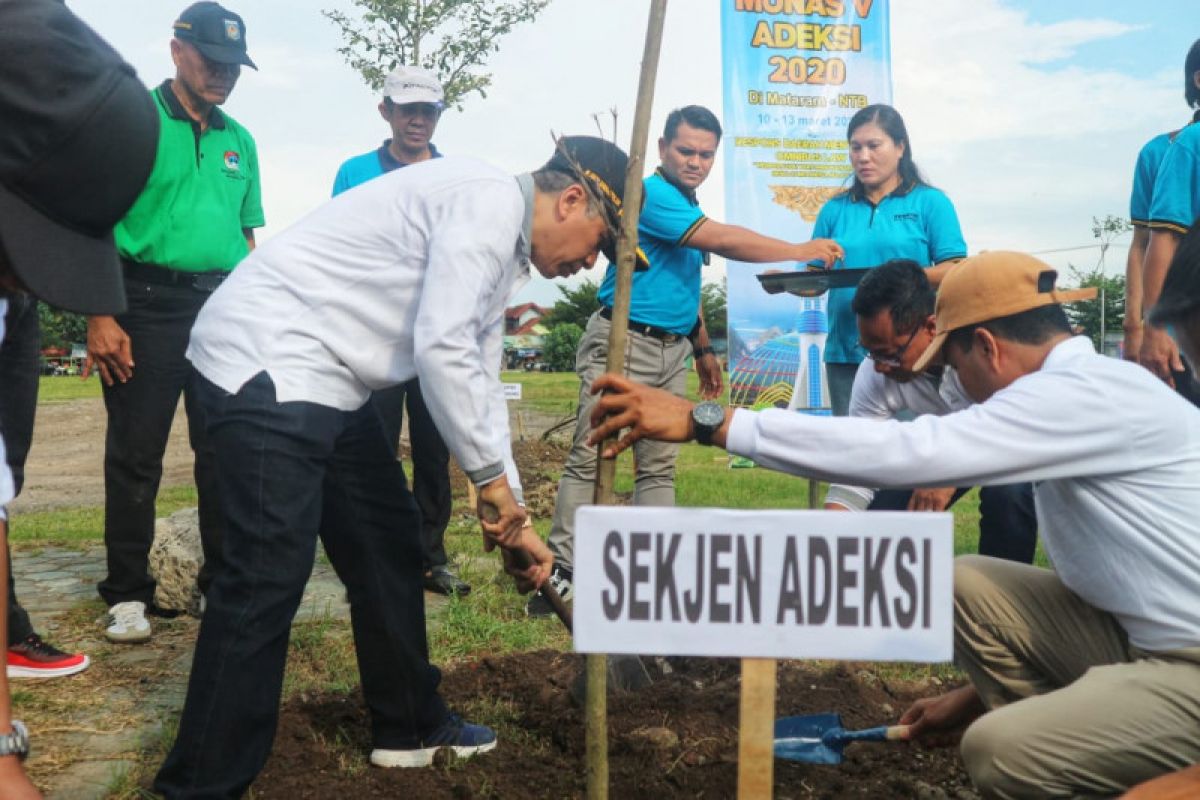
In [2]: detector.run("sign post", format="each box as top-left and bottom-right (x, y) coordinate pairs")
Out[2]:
(738, 658), (778, 799)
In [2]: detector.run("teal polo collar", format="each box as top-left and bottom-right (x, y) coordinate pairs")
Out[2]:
(654, 167), (698, 205)
(847, 177), (917, 204)
(157, 80), (226, 130)
(377, 140), (441, 173)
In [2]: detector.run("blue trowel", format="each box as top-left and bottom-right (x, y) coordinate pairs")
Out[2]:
(774, 713), (911, 765)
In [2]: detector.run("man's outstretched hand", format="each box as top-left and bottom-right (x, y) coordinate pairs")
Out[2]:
(586, 374), (697, 457)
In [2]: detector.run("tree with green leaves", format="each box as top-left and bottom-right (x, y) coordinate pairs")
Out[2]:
(37, 303), (86, 351)
(541, 279), (600, 330)
(1063, 215), (1132, 353)
(1066, 265), (1125, 351)
(541, 322), (583, 372)
(701, 279), (726, 340)
(324, 0), (552, 108)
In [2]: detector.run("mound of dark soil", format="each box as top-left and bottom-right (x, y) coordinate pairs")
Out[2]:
(255, 652), (976, 799)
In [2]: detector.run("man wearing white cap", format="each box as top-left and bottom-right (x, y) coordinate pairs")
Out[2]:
(333, 66), (445, 191)
(332, 67), (469, 598)
(586, 251), (1200, 798)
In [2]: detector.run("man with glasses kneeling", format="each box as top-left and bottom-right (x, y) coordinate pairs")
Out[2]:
(822, 260), (1038, 565)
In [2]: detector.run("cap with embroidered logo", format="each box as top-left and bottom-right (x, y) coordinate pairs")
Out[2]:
(173, 2), (256, 70)
(912, 251), (1098, 372)
(541, 136), (649, 271)
(383, 66), (444, 108)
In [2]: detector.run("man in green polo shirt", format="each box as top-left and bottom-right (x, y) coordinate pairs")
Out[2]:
(83, 1), (263, 644)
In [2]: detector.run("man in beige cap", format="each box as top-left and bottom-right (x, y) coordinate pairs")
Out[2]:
(584, 251), (1200, 799)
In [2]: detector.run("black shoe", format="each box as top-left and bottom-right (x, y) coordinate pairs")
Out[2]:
(424, 566), (471, 597)
(145, 602), (183, 619)
(525, 563), (572, 618)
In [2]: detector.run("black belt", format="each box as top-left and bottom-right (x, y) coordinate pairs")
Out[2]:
(122, 260), (228, 292)
(598, 306), (684, 343)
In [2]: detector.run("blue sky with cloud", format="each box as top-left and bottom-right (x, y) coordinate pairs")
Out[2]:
(69, 0), (1197, 305)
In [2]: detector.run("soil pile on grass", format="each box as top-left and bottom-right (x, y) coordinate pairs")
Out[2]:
(256, 651), (977, 798)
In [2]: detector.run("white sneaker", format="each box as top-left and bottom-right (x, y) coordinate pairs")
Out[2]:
(105, 601), (151, 644)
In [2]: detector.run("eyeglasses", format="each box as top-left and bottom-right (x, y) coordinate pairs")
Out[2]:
(390, 102), (442, 119)
(862, 326), (919, 368)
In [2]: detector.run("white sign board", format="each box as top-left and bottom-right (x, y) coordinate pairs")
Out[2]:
(573, 506), (953, 662)
(502, 383), (522, 401)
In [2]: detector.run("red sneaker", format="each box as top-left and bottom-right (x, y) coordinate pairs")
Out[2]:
(7, 634), (90, 679)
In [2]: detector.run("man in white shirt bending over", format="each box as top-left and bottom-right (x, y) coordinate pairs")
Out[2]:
(155, 136), (634, 797)
(586, 251), (1200, 799)
(824, 259), (1037, 564)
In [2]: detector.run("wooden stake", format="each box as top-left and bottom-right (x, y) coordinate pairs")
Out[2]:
(738, 658), (778, 800)
(587, 3), (669, 800)
(808, 477), (819, 510)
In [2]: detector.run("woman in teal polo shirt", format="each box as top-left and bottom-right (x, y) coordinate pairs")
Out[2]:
(812, 104), (966, 415)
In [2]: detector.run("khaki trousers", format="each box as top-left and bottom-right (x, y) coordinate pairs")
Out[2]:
(546, 311), (690, 571)
(953, 555), (1200, 799)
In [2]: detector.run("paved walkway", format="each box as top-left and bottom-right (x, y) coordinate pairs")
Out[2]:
(10, 543), (449, 799)
(13, 544), (355, 641)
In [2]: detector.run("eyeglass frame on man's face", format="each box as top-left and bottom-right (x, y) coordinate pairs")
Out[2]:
(384, 100), (442, 119)
(861, 324), (920, 368)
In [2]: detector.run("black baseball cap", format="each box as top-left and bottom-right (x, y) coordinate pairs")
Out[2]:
(542, 136), (649, 271)
(173, 2), (257, 70)
(0, 0), (159, 315)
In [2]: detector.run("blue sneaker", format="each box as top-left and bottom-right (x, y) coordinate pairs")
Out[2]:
(369, 713), (497, 768)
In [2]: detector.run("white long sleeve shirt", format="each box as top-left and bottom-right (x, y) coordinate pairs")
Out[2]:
(188, 157), (530, 493)
(825, 360), (973, 510)
(727, 336), (1200, 652)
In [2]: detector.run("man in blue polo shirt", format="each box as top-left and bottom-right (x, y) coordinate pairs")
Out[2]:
(331, 66), (469, 598)
(530, 105), (843, 616)
(1139, 39), (1200, 406)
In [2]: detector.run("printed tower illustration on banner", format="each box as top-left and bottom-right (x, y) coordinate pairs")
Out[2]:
(729, 296), (830, 414)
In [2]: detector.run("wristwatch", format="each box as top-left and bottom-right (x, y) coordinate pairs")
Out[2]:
(691, 401), (726, 445)
(0, 720), (29, 761)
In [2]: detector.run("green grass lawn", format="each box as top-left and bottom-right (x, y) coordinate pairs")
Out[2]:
(16, 369), (1020, 564)
(37, 374), (103, 403)
(501, 369), (1018, 561)
(10, 485), (197, 546)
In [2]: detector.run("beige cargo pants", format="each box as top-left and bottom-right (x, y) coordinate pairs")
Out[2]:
(953, 555), (1200, 799)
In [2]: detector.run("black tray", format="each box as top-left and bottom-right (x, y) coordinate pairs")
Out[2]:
(756, 267), (874, 297)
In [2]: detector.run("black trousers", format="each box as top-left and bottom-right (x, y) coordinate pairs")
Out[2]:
(97, 277), (224, 606)
(155, 372), (447, 797)
(1175, 359), (1200, 408)
(0, 293), (39, 644)
(868, 482), (1038, 564)
(372, 378), (452, 570)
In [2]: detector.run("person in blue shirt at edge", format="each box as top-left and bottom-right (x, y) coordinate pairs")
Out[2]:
(1124, 40), (1199, 362)
(529, 104), (844, 617)
(1136, 38), (1200, 408)
(811, 103), (967, 417)
(331, 66), (470, 598)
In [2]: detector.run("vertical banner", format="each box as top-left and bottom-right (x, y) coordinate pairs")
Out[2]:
(721, 1), (892, 421)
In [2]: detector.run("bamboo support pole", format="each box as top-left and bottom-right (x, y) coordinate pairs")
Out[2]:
(586, 3), (669, 799)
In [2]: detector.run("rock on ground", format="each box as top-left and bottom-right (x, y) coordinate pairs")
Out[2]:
(149, 508), (203, 615)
